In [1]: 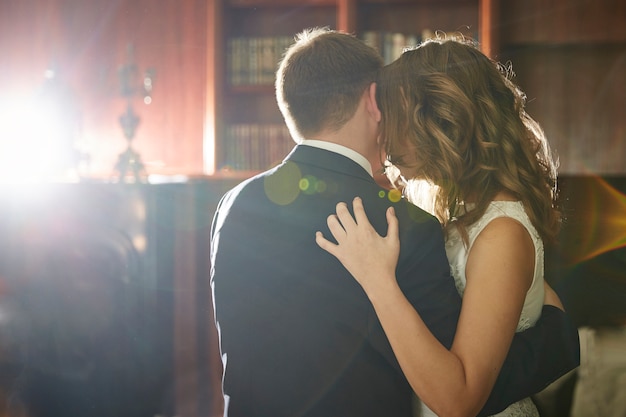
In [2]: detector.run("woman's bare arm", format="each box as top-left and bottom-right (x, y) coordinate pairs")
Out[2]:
(316, 197), (534, 417)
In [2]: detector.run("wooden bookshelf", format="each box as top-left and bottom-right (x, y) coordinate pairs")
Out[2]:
(205, 0), (491, 176)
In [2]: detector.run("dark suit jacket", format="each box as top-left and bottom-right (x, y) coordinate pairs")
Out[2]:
(211, 145), (579, 417)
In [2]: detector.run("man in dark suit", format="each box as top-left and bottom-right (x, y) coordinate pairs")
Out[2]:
(210, 27), (579, 417)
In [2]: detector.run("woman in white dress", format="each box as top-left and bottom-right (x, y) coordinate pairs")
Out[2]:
(316, 36), (565, 417)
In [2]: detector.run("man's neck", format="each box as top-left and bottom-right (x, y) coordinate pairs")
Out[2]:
(309, 122), (379, 169)
(301, 139), (373, 176)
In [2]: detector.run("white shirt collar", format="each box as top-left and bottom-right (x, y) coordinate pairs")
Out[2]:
(300, 139), (373, 177)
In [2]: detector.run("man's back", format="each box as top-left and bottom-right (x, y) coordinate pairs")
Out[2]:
(211, 146), (461, 416)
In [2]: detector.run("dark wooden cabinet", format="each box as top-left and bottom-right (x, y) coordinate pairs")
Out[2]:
(0, 181), (238, 417)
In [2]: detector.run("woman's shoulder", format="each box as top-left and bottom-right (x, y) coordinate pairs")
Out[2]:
(478, 201), (535, 234)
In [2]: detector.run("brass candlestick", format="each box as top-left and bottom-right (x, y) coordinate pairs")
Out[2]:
(114, 44), (155, 183)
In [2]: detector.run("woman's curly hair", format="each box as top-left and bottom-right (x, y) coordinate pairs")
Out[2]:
(377, 35), (560, 245)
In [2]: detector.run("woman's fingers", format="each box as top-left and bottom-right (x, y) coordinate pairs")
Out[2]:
(334, 201), (356, 232)
(327, 213), (347, 242)
(352, 197), (370, 226)
(386, 206), (399, 242)
(318, 198), (397, 251)
(315, 231), (338, 256)
(316, 198), (401, 290)
(353, 196), (396, 242)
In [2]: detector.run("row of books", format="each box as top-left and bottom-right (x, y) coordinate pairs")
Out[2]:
(227, 36), (293, 86)
(360, 29), (434, 64)
(225, 30), (437, 87)
(221, 124), (294, 171)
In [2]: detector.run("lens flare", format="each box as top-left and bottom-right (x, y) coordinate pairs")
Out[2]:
(377, 188), (403, 203)
(264, 161), (302, 206)
(560, 176), (626, 264)
(388, 189), (402, 203)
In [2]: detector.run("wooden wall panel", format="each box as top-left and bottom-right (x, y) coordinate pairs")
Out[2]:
(502, 45), (626, 175)
(499, 0), (626, 44)
(357, 2), (478, 36)
(0, 0), (207, 178)
(498, 0), (626, 175)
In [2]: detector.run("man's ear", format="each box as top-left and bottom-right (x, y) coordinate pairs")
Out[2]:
(366, 82), (382, 123)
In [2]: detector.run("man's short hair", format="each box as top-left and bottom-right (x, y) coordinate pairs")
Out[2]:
(276, 27), (384, 142)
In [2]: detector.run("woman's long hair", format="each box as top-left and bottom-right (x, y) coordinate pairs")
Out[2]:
(377, 36), (561, 244)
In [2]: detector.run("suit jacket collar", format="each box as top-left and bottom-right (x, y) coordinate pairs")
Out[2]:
(285, 145), (375, 183)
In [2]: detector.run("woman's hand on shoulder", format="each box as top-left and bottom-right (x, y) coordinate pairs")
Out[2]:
(315, 197), (400, 294)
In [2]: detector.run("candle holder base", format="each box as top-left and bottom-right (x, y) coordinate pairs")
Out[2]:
(115, 145), (146, 183)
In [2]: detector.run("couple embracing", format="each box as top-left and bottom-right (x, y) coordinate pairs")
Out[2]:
(210, 27), (579, 417)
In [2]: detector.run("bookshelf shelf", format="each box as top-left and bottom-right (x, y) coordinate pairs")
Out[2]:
(229, 85), (275, 94)
(205, 0), (492, 175)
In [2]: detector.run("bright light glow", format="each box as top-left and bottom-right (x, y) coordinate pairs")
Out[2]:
(564, 176), (626, 264)
(0, 93), (76, 183)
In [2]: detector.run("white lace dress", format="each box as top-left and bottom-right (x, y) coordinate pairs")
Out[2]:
(417, 201), (544, 417)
